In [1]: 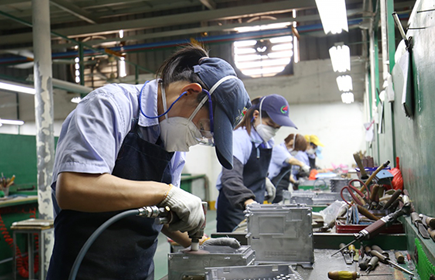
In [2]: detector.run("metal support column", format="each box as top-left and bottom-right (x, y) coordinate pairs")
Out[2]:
(32, 0), (55, 276)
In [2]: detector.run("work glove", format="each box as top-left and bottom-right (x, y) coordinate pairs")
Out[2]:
(202, 237), (241, 249)
(265, 177), (276, 203)
(159, 185), (205, 234)
(291, 180), (300, 191)
(301, 164), (311, 174)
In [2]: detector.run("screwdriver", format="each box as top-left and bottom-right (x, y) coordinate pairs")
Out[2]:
(331, 203), (410, 257)
(371, 245), (389, 258)
(339, 243), (353, 265)
(359, 246), (372, 271)
(365, 256), (379, 274)
(370, 250), (414, 276)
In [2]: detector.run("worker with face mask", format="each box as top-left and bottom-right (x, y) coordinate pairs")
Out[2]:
(292, 134), (325, 180)
(215, 95), (297, 232)
(268, 133), (309, 203)
(47, 45), (251, 280)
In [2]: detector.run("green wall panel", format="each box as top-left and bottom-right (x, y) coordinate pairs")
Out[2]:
(0, 134), (38, 189)
(0, 134), (58, 191)
(391, 0), (435, 216)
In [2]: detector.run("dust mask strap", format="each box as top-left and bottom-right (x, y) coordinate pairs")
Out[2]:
(161, 85), (168, 120)
(209, 75), (238, 94)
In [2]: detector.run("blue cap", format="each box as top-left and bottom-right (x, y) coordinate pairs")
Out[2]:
(259, 94), (297, 129)
(194, 57), (251, 169)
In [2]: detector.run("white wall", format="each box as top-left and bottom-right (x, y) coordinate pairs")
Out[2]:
(184, 101), (366, 203)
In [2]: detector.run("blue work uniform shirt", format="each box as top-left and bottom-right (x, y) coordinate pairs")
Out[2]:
(51, 80), (185, 216)
(268, 142), (292, 179)
(215, 127), (274, 191)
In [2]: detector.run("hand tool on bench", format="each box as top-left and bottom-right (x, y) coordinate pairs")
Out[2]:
(353, 153), (369, 180)
(332, 201), (411, 257)
(370, 250), (414, 276)
(411, 212), (430, 239)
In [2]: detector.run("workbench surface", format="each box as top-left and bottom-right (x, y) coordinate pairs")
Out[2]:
(159, 249), (417, 280)
(0, 195), (37, 208)
(294, 249), (416, 280)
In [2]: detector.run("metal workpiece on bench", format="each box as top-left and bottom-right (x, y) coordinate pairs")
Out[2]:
(168, 245), (255, 280)
(245, 204), (314, 267)
(205, 264), (303, 280)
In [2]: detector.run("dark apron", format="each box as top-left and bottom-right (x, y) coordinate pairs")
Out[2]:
(271, 164), (292, 203)
(217, 142), (272, 232)
(47, 123), (174, 280)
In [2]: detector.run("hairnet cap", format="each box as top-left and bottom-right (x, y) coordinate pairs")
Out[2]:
(304, 135), (325, 147)
(194, 57), (251, 169)
(260, 94), (297, 128)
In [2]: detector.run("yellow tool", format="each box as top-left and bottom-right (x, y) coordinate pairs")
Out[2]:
(328, 271), (360, 280)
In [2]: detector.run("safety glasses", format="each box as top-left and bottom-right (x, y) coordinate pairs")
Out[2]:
(191, 89), (214, 146)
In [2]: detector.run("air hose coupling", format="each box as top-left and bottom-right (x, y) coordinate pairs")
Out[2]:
(137, 205), (175, 224)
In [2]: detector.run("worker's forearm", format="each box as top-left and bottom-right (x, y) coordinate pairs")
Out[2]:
(161, 225), (191, 248)
(56, 172), (170, 212)
(287, 158), (304, 167)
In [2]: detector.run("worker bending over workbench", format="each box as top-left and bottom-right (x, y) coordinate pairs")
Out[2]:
(47, 45), (251, 280)
(215, 95), (298, 232)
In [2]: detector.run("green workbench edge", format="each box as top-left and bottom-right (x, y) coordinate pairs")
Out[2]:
(0, 195), (38, 209)
(180, 174), (206, 181)
(400, 215), (435, 266)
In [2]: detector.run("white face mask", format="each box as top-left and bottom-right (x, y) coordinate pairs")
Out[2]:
(255, 96), (279, 143)
(159, 87), (202, 152)
(290, 150), (298, 156)
(306, 148), (315, 155)
(160, 117), (202, 152)
(256, 124), (278, 143)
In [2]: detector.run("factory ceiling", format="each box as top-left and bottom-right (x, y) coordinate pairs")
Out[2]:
(0, 0), (415, 118)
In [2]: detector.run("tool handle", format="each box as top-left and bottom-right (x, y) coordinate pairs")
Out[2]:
(383, 189), (402, 210)
(395, 251), (405, 264)
(365, 160), (390, 188)
(328, 271), (360, 280)
(359, 256), (370, 270)
(364, 246), (372, 255)
(357, 205), (379, 221)
(411, 211), (421, 224)
(371, 245), (389, 257)
(370, 184), (380, 202)
(353, 153), (369, 179)
(332, 240), (356, 256)
(360, 217), (387, 238)
(367, 256), (379, 272)
(402, 189), (416, 212)
(428, 227), (435, 241)
(371, 250), (388, 263)
(424, 215), (435, 228)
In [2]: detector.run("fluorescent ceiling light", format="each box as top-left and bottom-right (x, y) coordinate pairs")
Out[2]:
(0, 118), (25, 125)
(0, 81), (35, 95)
(341, 92), (354, 104)
(336, 75), (353, 91)
(329, 44), (350, 72)
(315, 0), (348, 34)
